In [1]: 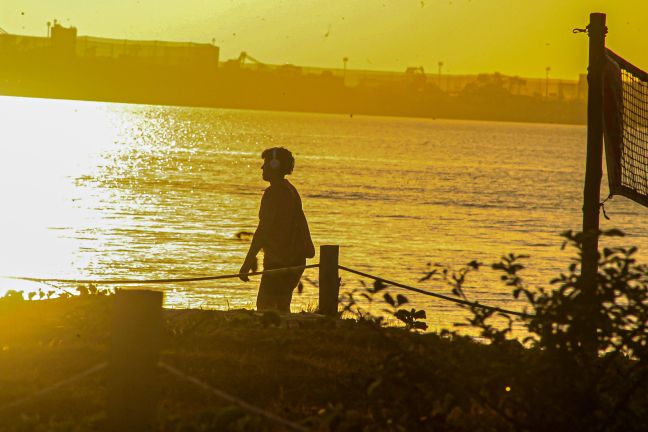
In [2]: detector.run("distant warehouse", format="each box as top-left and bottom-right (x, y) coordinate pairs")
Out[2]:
(76, 35), (219, 69)
(0, 23), (219, 67)
(0, 23), (220, 105)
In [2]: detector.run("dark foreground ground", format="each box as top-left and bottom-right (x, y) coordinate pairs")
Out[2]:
(0, 294), (646, 432)
(0, 295), (481, 431)
(0, 295), (402, 431)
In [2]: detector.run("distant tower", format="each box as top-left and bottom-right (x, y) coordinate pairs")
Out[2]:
(51, 22), (77, 57)
(342, 57), (349, 83)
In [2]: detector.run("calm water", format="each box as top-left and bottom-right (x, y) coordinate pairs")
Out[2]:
(1, 96), (647, 330)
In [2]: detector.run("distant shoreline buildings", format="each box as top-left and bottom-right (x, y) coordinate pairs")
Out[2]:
(0, 23), (586, 124)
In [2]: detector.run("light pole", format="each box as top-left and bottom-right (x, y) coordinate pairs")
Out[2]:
(438, 61), (444, 90)
(342, 57), (349, 83)
(545, 66), (551, 100)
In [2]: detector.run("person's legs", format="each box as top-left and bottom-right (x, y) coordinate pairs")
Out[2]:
(256, 273), (279, 311)
(256, 259), (305, 313)
(274, 265), (305, 313)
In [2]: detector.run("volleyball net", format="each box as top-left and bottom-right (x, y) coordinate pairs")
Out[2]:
(603, 49), (648, 207)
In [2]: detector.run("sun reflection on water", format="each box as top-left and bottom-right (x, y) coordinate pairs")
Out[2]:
(0, 97), (118, 283)
(3, 96), (647, 334)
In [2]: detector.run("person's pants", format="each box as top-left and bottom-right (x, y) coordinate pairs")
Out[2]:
(256, 258), (306, 313)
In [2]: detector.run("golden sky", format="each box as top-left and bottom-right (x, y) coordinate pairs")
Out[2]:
(1, 0), (646, 80)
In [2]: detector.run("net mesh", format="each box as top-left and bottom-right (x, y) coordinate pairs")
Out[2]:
(603, 49), (648, 207)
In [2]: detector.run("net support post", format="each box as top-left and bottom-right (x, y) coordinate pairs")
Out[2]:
(108, 289), (163, 431)
(581, 12), (607, 353)
(318, 245), (340, 316)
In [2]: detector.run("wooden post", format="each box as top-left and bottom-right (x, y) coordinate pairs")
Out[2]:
(108, 290), (163, 431)
(581, 12), (607, 351)
(319, 245), (340, 316)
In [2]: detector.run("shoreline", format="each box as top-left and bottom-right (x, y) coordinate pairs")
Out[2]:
(0, 91), (586, 127)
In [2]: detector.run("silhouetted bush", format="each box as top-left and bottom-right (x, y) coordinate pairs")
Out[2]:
(318, 229), (648, 431)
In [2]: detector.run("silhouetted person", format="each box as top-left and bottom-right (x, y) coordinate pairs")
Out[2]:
(239, 147), (315, 313)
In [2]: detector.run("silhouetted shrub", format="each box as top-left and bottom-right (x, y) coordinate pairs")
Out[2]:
(321, 229), (648, 431)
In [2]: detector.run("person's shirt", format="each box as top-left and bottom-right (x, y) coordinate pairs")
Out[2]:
(256, 179), (301, 264)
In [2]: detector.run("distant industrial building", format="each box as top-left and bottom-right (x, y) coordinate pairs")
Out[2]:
(0, 23), (585, 124)
(0, 23), (220, 106)
(0, 23), (219, 68)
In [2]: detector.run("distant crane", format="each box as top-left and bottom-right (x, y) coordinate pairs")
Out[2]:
(222, 51), (266, 70)
(238, 51), (264, 66)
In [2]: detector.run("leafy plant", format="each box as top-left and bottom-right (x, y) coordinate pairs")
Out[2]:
(441, 229), (648, 431)
(326, 229), (648, 431)
(339, 277), (427, 332)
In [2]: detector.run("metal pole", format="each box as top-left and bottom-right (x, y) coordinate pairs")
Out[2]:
(318, 245), (340, 316)
(581, 12), (607, 350)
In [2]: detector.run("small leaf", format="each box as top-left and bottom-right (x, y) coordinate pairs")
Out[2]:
(395, 294), (408, 306)
(372, 279), (387, 293)
(602, 228), (625, 237)
(413, 321), (428, 330)
(383, 293), (395, 307)
(394, 309), (410, 323)
(418, 270), (437, 282)
(360, 293), (373, 302)
(468, 260), (481, 269)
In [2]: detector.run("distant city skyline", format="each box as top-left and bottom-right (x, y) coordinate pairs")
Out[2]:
(0, 0), (646, 80)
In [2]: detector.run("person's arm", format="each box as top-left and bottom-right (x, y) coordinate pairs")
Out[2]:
(239, 188), (277, 281)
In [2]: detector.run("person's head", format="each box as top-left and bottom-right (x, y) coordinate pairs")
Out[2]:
(261, 147), (294, 181)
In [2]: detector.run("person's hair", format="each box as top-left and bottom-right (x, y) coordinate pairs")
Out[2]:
(261, 147), (295, 175)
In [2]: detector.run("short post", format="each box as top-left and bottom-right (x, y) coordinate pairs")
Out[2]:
(108, 290), (163, 431)
(319, 245), (340, 316)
